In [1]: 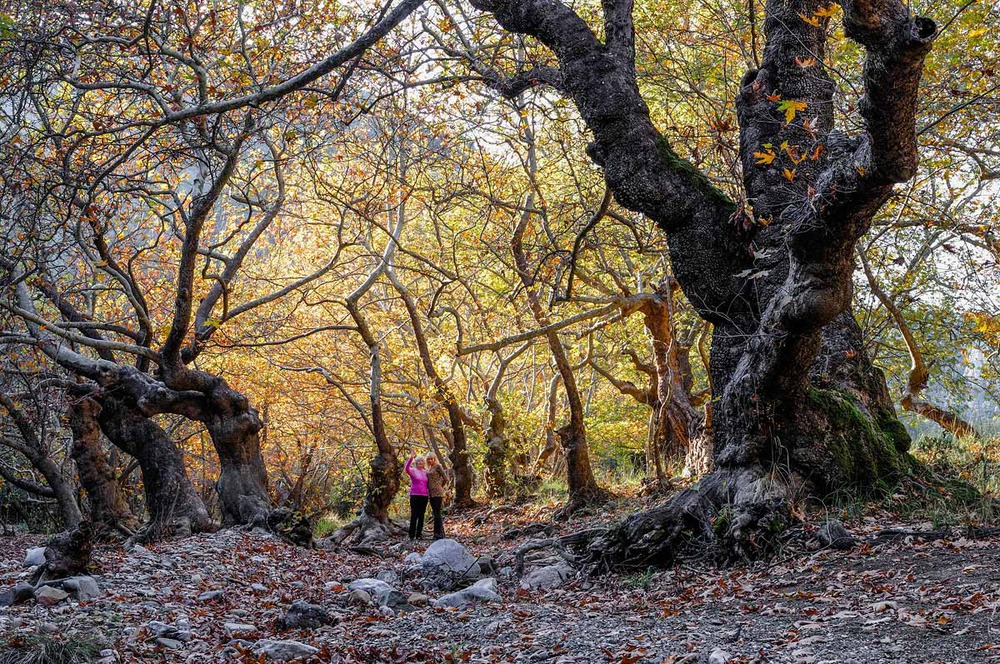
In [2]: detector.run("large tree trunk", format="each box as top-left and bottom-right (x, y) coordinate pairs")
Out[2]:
(97, 395), (214, 538)
(474, 0), (934, 566)
(201, 384), (272, 526)
(68, 397), (138, 536)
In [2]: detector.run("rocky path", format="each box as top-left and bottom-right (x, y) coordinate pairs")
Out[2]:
(1, 507), (999, 663)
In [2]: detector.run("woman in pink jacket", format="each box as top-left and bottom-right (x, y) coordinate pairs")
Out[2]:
(404, 455), (429, 540)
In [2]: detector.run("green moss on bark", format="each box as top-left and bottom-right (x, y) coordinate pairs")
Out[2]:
(805, 387), (911, 490)
(655, 135), (734, 210)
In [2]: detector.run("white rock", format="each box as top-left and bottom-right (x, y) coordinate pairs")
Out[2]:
(224, 622), (258, 639)
(420, 539), (480, 577)
(709, 648), (731, 664)
(63, 576), (101, 601)
(520, 562), (573, 590)
(252, 639), (319, 661)
(433, 578), (501, 608)
(24, 547), (46, 567)
(347, 578), (405, 607)
(403, 552), (422, 564)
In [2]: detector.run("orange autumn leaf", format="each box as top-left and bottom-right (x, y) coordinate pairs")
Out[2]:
(754, 149), (777, 165)
(782, 167), (797, 182)
(799, 12), (821, 27)
(795, 56), (818, 68)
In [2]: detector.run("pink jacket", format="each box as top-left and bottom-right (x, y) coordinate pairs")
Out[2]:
(405, 457), (429, 496)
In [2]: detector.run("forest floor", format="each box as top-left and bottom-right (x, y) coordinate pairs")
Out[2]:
(2, 494), (999, 663)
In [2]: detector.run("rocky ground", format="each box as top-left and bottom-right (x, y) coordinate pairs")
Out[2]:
(1, 500), (999, 663)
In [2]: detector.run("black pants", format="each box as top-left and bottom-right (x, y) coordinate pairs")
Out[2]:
(408, 495), (428, 539)
(429, 496), (445, 539)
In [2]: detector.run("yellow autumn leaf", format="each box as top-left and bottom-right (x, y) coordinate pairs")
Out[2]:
(782, 168), (797, 182)
(799, 12), (821, 27)
(754, 150), (776, 165)
(777, 99), (808, 124)
(814, 5), (837, 18)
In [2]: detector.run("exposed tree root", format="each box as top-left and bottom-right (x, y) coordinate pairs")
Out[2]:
(554, 486), (614, 521)
(540, 468), (801, 572)
(319, 514), (406, 548)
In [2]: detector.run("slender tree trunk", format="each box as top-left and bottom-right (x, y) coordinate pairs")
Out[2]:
(860, 253), (979, 438)
(97, 395), (214, 538)
(535, 374), (563, 474)
(68, 397), (138, 536)
(483, 397), (508, 497)
(642, 281), (711, 476)
(389, 274), (476, 507)
(0, 393), (82, 530)
(512, 191), (608, 510)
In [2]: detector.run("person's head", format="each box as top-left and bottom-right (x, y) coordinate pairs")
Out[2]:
(415, 457), (426, 470)
(425, 454), (438, 468)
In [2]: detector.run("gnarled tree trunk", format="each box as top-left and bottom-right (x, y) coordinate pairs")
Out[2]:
(68, 397), (138, 536)
(97, 395), (214, 538)
(473, 0), (934, 566)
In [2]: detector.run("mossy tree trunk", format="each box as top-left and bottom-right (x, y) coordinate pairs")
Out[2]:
(472, 0), (934, 567)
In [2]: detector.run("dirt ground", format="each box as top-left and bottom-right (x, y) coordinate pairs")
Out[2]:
(1, 502), (998, 663)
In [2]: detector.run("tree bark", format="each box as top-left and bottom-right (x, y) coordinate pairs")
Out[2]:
(68, 397), (138, 536)
(96, 395), (214, 538)
(472, 0), (935, 565)
(483, 396), (508, 497)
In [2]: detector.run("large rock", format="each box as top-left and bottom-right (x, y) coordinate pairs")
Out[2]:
(347, 578), (407, 608)
(24, 547), (46, 567)
(278, 600), (336, 630)
(0, 582), (35, 607)
(35, 585), (69, 607)
(62, 575), (102, 601)
(224, 622), (259, 639)
(433, 578), (501, 608)
(420, 539), (480, 577)
(817, 519), (856, 550)
(520, 562), (573, 590)
(252, 639), (319, 661)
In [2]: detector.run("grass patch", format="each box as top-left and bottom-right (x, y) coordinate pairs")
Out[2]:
(0, 631), (106, 664)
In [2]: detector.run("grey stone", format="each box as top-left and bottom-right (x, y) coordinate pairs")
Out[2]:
(347, 589), (371, 605)
(148, 620), (180, 639)
(156, 637), (185, 650)
(433, 577), (501, 607)
(197, 589), (225, 602)
(252, 639), (320, 660)
(24, 546), (46, 567)
(420, 539), (480, 577)
(406, 592), (430, 607)
(279, 600), (335, 629)
(0, 582), (35, 607)
(35, 585), (69, 607)
(817, 519), (856, 550)
(375, 569), (399, 585)
(224, 622), (258, 639)
(347, 578), (406, 608)
(62, 575), (101, 601)
(520, 562), (573, 590)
